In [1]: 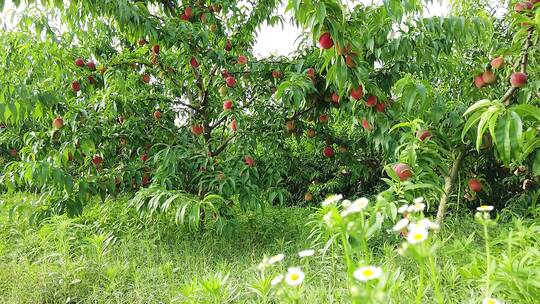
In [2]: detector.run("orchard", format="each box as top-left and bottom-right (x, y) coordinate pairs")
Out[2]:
(0, 0), (539, 303)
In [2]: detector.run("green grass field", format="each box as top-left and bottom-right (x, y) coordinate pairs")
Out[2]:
(0, 193), (539, 303)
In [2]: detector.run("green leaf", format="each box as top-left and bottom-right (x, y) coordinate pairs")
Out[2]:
(494, 113), (511, 164)
(508, 110), (523, 158)
(463, 99), (492, 116)
(512, 104), (540, 122)
(475, 106), (500, 151)
(533, 151), (540, 176)
(462, 110), (483, 142)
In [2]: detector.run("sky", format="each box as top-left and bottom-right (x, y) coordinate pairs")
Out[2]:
(252, 1), (450, 57)
(0, 0), (450, 58)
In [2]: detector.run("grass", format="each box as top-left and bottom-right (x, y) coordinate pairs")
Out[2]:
(0, 193), (539, 303)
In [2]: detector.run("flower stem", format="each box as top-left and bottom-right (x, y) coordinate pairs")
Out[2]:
(428, 255), (443, 304)
(416, 265), (424, 304)
(360, 212), (370, 264)
(340, 223), (354, 279)
(483, 221), (491, 298)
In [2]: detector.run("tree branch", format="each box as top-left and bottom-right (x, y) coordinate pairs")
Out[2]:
(436, 149), (466, 227)
(209, 115), (228, 130)
(108, 60), (201, 112)
(501, 27), (534, 106)
(292, 104), (316, 119)
(210, 133), (237, 157)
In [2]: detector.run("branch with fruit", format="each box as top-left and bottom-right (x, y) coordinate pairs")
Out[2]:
(501, 26), (534, 105)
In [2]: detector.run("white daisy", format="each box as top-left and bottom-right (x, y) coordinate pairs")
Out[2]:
(298, 249), (315, 258)
(342, 199), (352, 208)
(482, 298), (501, 304)
(408, 202), (426, 212)
(340, 197), (369, 217)
(322, 194), (343, 206)
(353, 266), (382, 282)
(477, 205), (494, 212)
(268, 254), (285, 265)
(413, 197), (424, 204)
(285, 267), (305, 286)
(398, 204), (409, 213)
(407, 228), (428, 244)
(271, 274), (283, 286)
(323, 212), (334, 227)
(392, 218), (409, 231)
(407, 222), (421, 230)
(417, 218), (439, 230)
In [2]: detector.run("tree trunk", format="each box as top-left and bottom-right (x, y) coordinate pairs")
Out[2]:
(436, 150), (465, 227)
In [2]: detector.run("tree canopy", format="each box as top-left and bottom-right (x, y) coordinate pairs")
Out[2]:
(0, 0), (539, 228)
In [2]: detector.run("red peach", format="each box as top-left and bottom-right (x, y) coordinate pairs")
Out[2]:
(350, 85), (364, 100)
(244, 155), (255, 167)
(226, 76), (236, 87)
(474, 75), (485, 88)
(190, 57), (199, 68)
(323, 146), (334, 157)
(191, 124), (204, 135)
(331, 92), (339, 103)
(510, 72), (528, 88)
(86, 61), (96, 71)
(223, 100), (233, 111)
(306, 68), (315, 78)
(482, 70), (496, 84)
(490, 57), (504, 69)
(53, 117), (64, 129)
(365, 95), (377, 107)
(417, 130), (431, 141)
(74, 58), (85, 67)
(319, 32), (334, 49)
(393, 163), (412, 181)
(468, 178), (482, 192)
(71, 81), (81, 92)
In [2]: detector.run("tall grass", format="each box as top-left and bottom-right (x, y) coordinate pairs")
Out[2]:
(0, 193), (538, 303)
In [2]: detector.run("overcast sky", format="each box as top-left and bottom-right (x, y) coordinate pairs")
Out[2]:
(1, 0), (449, 58)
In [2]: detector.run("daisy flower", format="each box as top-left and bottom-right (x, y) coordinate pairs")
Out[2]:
(417, 218), (439, 230)
(407, 228), (428, 244)
(392, 218), (409, 231)
(340, 197), (369, 217)
(398, 204), (409, 213)
(268, 254), (285, 265)
(298, 249), (315, 258)
(413, 197), (424, 204)
(407, 222), (421, 231)
(477, 205), (494, 212)
(482, 298), (501, 304)
(285, 267), (305, 286)
(271, 274), (283, 286)
(323, 212), (334, 227)
(353, 266), (382, 282)
(342, 199), (352, 208)
(321, 194), (343, 206)
(408, 201), (426, 212)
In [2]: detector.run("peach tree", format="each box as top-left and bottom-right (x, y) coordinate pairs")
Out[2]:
(1, 0), (539, 227)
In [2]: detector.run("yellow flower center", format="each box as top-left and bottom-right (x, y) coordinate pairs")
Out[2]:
(487, 300), (496, 304)
(290, 274), (299, 281)
(413, 233), (424, 240)
(363, 269), (374, 277)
